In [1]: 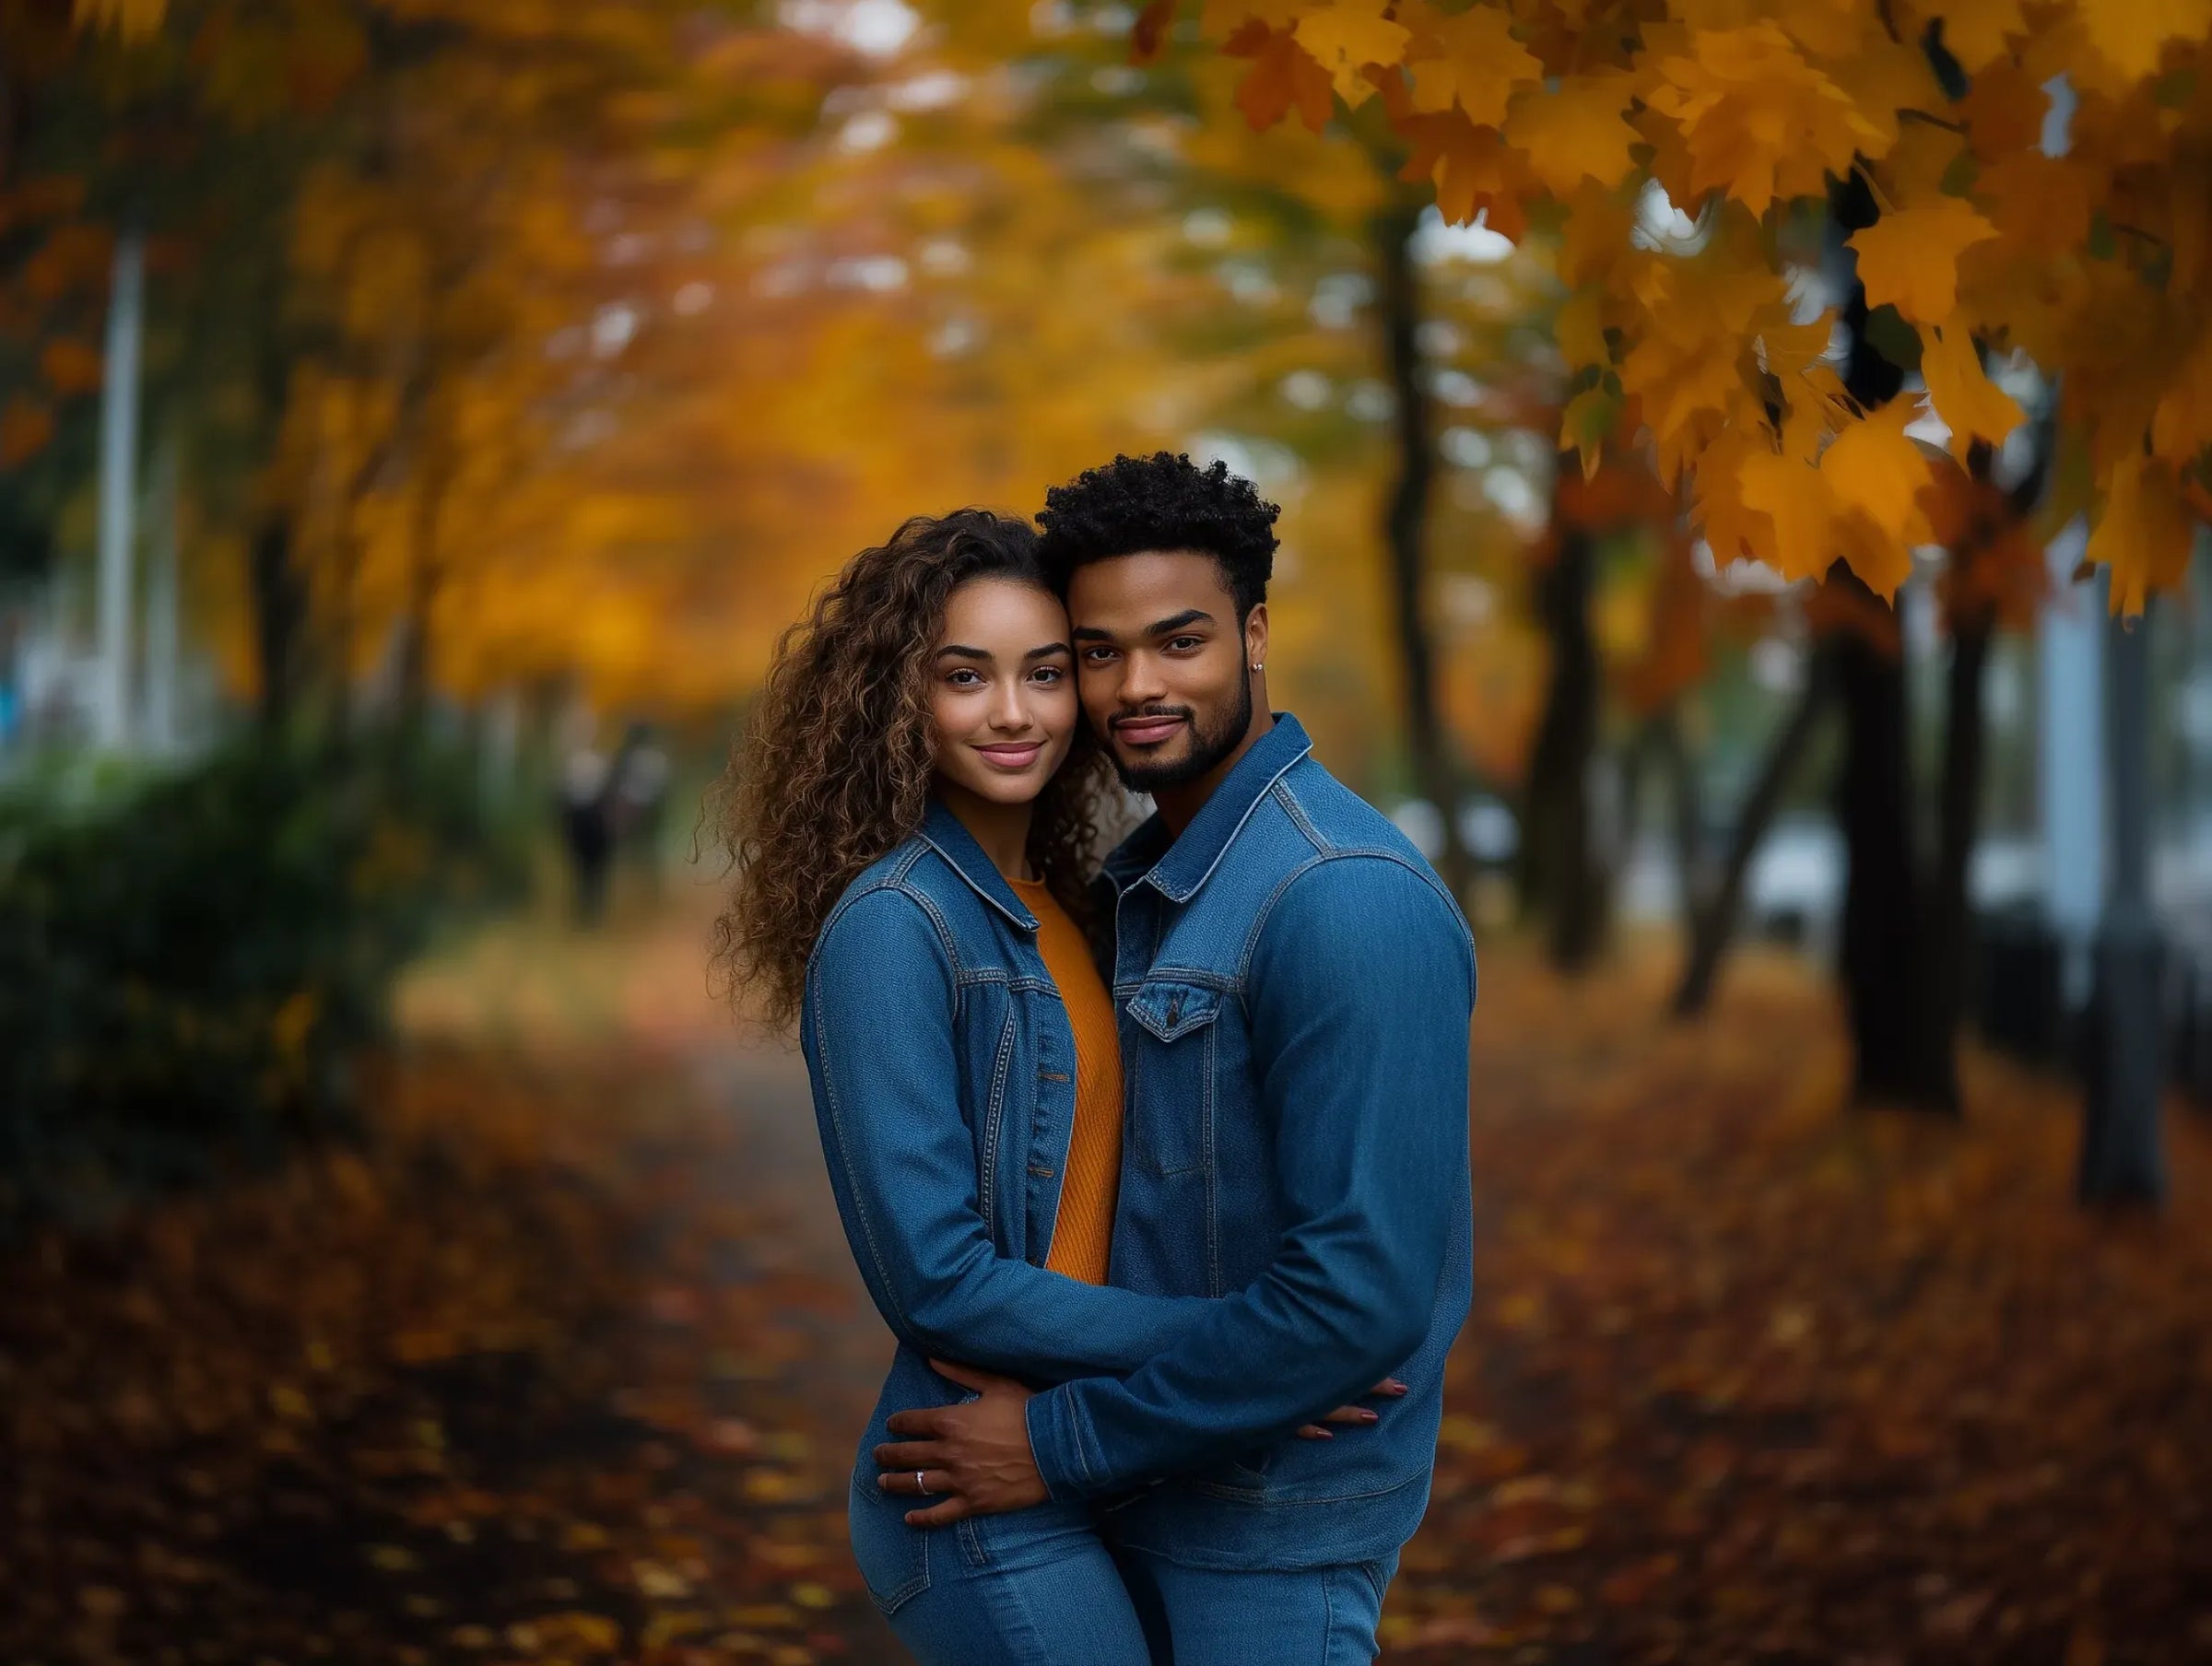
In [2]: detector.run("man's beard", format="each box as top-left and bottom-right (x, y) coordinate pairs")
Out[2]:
(1108, 674), (1254, 794)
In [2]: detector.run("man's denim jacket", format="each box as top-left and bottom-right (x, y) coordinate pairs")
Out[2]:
(803, 715), (1475, 1572)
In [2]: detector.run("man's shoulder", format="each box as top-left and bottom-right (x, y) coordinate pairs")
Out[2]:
(1230, 757), (1470, 944)
(1272, 755), (1443, 874)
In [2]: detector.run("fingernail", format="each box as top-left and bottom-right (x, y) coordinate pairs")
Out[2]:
(1359, 1409), (1380, 1423)
(1386, 1380), (1408, 1395)
(877, 1475), (890, 1488)
(1314, 1427), (1334, 1438)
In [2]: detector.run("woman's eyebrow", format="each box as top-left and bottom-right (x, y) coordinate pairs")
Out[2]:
(1025, 642), (1072, 660)
(935, 644), (993, 662)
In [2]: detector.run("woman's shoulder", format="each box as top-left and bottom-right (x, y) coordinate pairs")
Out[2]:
(813, 834), (968, 962)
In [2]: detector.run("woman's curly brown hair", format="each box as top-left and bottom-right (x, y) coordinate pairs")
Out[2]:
(709, 509), (1115, 1031)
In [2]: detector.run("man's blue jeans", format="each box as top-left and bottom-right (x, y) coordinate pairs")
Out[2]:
(852, 1477), (1394, 1665)
(1112, 1542), (1399, 1666)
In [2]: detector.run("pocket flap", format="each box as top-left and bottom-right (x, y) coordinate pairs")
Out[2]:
(1125, 980), (1222, 1043)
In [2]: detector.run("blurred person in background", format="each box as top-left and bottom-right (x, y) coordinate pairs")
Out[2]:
(869, 456), (1476, 1665)
(712, 508), (1385, 1664)
(610, 720), (673, 898)
(558, 737), (616, 926)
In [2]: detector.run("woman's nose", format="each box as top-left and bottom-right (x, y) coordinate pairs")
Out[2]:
(988, 679), (1028, 730)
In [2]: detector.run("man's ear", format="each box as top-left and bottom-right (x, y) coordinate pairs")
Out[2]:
(1244, 603), (1269, 672)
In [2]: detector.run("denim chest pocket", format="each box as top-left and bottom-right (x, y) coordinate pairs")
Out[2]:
(1124, 979), (1221, 1178)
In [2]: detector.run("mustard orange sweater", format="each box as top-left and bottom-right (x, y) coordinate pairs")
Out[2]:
(1012, 877), (1124, 1285)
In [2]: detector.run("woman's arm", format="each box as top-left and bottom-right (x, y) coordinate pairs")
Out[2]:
(802, 885), (1206, 1383)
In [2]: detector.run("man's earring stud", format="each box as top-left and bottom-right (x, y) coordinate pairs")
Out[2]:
(1251, 662), (1264, 672)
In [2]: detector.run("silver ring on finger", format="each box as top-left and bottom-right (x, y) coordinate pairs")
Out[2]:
(915, 1470), (929, 1495)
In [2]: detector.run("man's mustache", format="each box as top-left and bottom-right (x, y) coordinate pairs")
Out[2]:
(1109, 705), (1194, 730)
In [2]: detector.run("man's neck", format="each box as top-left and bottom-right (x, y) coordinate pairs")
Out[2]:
(935, 783), (1036, 881)
(1152, 708), (1274, 837)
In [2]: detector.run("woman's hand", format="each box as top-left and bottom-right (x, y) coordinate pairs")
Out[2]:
(1294, 1376), (1408, 1440)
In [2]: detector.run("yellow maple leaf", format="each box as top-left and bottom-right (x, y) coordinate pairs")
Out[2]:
(1202, 0), (1308, 36)
(1406, 6), (1542, 127)
(2088, 453), (2195, 616)
(73, 0), (166, 40)
(1399, 111), (1530, 236)
(1915, 0), (2028, 71)
(1507, 75), (1641, 196)
(1645, 22), (1885, 217)
(2149, 333), (2212, 463)
(1559, 386), (1619, 480)
(1848, 197), (1999, 324)
(1292, 0), (1409, 108)
(1737, 446), (1839, 582)
(1918, 324), (2026, 461)
(1226, 21), (1335, 133)
(2075, 0), (2212, 85)
(1821, 405), (1936, 544)
(1554, 286), (1609, 371)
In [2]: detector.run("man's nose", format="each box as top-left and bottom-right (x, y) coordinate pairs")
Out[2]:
(1118, 651), (1168, 706)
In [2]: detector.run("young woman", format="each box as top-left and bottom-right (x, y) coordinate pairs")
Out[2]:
(712, 511), (1364, 1664)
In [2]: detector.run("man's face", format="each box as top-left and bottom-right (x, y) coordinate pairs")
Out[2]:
(1066, 550), (1266, 794)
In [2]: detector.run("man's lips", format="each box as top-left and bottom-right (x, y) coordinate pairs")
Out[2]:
(974, 742), (1045, 770)
(1112, 714), (1188, 747)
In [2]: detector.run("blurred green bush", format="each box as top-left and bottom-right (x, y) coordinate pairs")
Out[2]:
(0, 733), (528, 1232)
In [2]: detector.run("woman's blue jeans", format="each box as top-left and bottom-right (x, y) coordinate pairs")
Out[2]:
(851, 1474), (1395, 1665)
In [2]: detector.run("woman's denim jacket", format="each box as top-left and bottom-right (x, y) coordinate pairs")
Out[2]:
(800, 804), (1206, 1487)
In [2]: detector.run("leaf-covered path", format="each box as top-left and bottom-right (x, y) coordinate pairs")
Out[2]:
(5, 895), (2209, 1664)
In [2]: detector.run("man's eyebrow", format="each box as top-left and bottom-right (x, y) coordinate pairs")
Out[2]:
(1144, 609), (1214, 636)
(1069, 609), (1214, 644)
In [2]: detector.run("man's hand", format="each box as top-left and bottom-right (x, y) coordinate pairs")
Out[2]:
(875, 1360), (1048, 1527)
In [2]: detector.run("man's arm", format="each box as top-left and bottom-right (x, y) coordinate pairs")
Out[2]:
(1023, 854), (1473, 1496)
(806, 886), (1209, 1382)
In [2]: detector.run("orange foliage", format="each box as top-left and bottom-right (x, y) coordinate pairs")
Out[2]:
(1188, 0), (2212, 615)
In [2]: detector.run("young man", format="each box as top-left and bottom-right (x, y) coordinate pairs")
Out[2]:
(873, 453), (1477, 1660)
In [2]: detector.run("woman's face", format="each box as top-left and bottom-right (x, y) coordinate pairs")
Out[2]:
(928, 576), (1079, 808)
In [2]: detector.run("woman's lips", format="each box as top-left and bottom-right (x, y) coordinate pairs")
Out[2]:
(975, 742), (1045, 770)
(1113, 715), (1186, 746)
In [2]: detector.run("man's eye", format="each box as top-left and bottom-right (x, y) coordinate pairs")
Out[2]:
(1082, 647), (1118, 664)
(1166, 636), (1203, 651)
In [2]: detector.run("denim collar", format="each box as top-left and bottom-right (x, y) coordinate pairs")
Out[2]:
(918, 798), (1041, 932)
(1102, 712), (1314, 904)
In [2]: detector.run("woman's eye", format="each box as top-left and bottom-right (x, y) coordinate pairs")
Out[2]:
(947, 669), (982, 687)
(1032, 665), (1066, 685)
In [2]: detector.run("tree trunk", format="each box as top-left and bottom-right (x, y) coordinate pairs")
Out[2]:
(1674, 658), (1834, 1015)
(396, 458), (449, 728)
(1373, 196), (1474, 903)
(249, 513), (307, 733)
(1651, 706), (1711, 937)
(2079, 604), (2166, 1204)
(1520, 521), (1604, 970)
(93, 218), (146, 752)
(1927, 603), (1994, 1069)
(1830, 584), (1959, 1112)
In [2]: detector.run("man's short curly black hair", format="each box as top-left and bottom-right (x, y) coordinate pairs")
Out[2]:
(1035, 452), (1279, 618)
